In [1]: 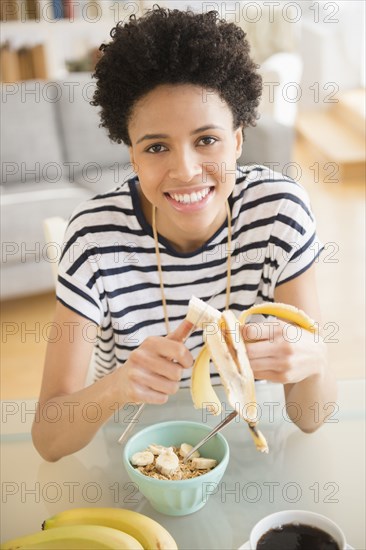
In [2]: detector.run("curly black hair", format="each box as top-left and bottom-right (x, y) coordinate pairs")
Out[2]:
(91, 5), (262, 146)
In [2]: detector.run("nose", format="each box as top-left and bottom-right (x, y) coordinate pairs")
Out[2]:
(168, 147), (202, 183)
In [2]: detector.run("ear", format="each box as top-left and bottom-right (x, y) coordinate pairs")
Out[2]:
(234, 126), (243, 160)
(129, 147), (138, 174)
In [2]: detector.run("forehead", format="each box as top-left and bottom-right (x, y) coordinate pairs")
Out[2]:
(128, 84), (234, 134)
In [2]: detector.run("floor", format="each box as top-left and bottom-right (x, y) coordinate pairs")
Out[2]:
(1, 135), (365, 400)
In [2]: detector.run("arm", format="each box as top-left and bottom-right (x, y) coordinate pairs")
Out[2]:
(243, 264), (337, 432)
(32, 301), (193, 462)
(275, 265), (337, 432)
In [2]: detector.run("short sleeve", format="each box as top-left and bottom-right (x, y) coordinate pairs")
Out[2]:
(55, 210), (104, 326)
(271, 181), (324, 288)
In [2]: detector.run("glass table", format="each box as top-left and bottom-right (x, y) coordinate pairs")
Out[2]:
(1, 379), (365, 549)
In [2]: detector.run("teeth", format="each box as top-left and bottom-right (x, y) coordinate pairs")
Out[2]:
(169, 187), (211, 204)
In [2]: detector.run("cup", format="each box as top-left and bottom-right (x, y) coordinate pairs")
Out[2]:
(249, 510), (347, 550)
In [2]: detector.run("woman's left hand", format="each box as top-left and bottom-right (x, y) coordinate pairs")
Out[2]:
(241, 319), (327, 384)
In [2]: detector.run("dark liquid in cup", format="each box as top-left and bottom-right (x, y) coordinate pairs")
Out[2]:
(256, 522), (340, 550)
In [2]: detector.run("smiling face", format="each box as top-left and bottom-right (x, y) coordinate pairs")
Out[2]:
(128, 84), (243, 252)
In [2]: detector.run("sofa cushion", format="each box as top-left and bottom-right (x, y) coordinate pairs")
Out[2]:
(0, 180), (92, 266)
(1, 80), (64, 186)
(0, 258), (55, 300)
(238, 114), (294, 172)
(74, 161), (136, 194)
(55, 73), (132, 175)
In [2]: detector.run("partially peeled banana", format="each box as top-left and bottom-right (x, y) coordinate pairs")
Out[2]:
(187, 296), (317, 454)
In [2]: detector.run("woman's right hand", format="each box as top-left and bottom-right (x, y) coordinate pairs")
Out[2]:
(115, 320), (194, 404)
(32, 304), (194, 461)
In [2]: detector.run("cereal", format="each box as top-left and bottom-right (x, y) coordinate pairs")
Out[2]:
(131, 443), (217, 480)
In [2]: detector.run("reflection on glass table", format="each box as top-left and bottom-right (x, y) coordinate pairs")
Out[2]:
(1, 380), (365, 549)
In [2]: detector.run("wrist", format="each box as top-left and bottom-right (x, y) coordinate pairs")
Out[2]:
(108, 366), (129, 406)
(313, 337), (328, 379)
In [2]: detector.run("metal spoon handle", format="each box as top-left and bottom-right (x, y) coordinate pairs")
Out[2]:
(183, 410), (238, 462)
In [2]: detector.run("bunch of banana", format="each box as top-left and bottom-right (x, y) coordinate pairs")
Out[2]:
(186, 296), (317, 453)
(1, 507), (177, 550)
(0, 524), (143, 550)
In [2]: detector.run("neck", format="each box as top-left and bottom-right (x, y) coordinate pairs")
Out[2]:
(152, 197), (233, 335)
(157, 228), (209, 254)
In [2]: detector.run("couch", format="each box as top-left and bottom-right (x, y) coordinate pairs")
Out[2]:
(1, 73), (295, 300)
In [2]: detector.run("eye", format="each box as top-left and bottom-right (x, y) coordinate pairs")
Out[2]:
(198, 136), (218, 146)
(145, 143), (168, 154)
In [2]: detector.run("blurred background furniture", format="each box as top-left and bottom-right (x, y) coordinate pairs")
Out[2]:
(42, 216), (67, 284)
(0, 71), (296, 300)
(0, 73), (133, 299)
(1, 1), (364, 411)
(1, 1), (364, 300)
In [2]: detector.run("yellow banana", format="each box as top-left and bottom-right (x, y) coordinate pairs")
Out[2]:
(0, 524), (143, 550)
(188, 297), (317, 454)
(42, 507), (178, 550)
(190, 344), (222, 415)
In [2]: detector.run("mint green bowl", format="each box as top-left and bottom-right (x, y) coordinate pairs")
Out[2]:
(122, 420), (230, 516)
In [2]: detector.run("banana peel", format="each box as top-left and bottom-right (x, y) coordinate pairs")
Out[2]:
(187, 297), (317, 454)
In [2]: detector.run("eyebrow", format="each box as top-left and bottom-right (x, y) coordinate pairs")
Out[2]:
(135, 125), (225, 145)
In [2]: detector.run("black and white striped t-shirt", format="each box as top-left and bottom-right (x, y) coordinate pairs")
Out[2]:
(56, 164), (322, 384)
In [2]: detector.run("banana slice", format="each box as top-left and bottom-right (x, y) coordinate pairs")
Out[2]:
(131, 451), (154, 467)
(179, 443), (200, 459)
(191, 457), (217, 470)
(147, 444), (170, 455)
(155, 449), (180, 477)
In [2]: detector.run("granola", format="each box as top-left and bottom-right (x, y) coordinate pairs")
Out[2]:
(131, 443), (217, 480)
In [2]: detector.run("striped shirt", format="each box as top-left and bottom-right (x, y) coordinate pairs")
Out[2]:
(56, 164), (323, 384)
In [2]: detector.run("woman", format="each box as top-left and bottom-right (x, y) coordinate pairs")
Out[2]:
(32, 6), (336, 461)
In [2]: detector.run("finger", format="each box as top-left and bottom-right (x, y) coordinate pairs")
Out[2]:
(250, 358), (279, 373)
(242, 323), (268, 342)
(132, 383), (169, 405)
(245, 340), (277, 360)
(141, 335), (193, 369)
(153, 339), (193, 369)
(251, 370), (284, 383)
(148, 356), (184, 381)
(137, 370), (180, 396)
(242, 321), (283, 342)
(167, 319), (194, 342)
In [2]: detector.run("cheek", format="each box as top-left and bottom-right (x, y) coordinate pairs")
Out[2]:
(134, 153), (163, 175)
(137, 170), (162, 202)
(216, 155), (238, 188)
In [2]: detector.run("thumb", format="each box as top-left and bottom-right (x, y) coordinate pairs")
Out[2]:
(167, 319), (194, 342)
